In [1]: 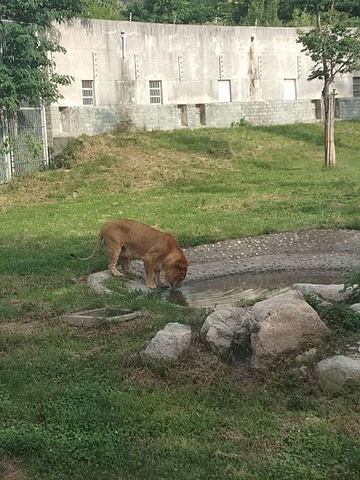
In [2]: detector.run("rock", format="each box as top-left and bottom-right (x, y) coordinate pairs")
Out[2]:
(87, 271), (113, 295)
(141, 323), (191, 363)
(315, 355), (360, 393)
(251, 290), (329, 367)
(292, 283), (349, 302)
(200, 307), (256, 360)
(350, 303), (360, 314)
(295, 348), (318, 364)
(62, 308), (146, 327)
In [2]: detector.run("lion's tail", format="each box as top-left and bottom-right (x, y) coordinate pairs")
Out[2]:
(70, 232), (104, 261)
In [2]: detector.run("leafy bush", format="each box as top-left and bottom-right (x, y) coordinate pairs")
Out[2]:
(52, 138), (84, 169)
(343, 272), (360, 304)
(306, 292), (360, 334)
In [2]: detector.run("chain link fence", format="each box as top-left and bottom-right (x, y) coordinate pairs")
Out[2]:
(0, 107), (49, 183)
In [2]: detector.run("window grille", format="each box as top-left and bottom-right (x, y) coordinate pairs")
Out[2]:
(353, 77), (360, 98)
(149, 81), (162, 104)
(82, 80), (94, 105)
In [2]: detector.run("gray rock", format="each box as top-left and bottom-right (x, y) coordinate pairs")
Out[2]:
(251, 290), (329, 367)
(141, 322), (191, 363)
(316, 355), (360, 393)
(296, 348), (318, 364)
(350, 303), (360, 314)
(292, 283), (349, 302)
(87, 271), (113, 295)
(200, 307), (256, 360)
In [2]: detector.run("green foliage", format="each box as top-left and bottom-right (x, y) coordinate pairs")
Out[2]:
(52, 138), (84, 169)
(127, 0), (237, 25)
(125, 0), (360, 26)
(231, 118), (251, 127)
(0, 0), (87, 113)
(306, 291), (360, 334)
(297, 23), (360, 86)
(343, 272), (360, 304)
(244, 0), (281, 26)
(84, 0), (125, 21)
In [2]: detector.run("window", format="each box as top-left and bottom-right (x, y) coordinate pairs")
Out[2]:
(353, 77), (360, 97)
(149, 81), (162, 104)
(218, 80), (231, 102)
(283, 79), (296, 100)
(82, 80), (94, 105)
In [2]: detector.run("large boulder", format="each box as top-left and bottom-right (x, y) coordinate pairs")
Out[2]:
(200, 307), (256, 360)
(141, 322), (191, 364)
(292, 283), (349, 302)
(251, 290), (329, 367)
(315, 355), (360, 393)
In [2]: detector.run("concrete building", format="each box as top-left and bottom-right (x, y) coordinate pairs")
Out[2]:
(48, 19), (360, 140)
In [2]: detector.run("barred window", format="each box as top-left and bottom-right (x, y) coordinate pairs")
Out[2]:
(353, 77), (360, 98)
(149, 81), (162, 104)
(82, 80), (94, 105)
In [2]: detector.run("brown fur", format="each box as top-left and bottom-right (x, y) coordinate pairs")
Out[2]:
(73, 219), (188, 289)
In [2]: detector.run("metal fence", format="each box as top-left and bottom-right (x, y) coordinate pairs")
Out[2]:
(0, 106), (49, 183)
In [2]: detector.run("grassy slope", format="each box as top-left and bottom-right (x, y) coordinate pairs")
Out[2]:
(0, 122), (359, 479)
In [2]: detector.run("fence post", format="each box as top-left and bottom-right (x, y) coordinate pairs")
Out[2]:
(41, 105), (49, 168)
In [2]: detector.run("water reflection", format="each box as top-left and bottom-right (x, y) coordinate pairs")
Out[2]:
(162, 270), (345, 308)
(166, 289), (189, 306)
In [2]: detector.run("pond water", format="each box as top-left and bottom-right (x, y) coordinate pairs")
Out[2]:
(162, 270), (346, 308)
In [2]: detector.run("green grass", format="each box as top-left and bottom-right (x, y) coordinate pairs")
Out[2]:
(0, 122), (360, 479)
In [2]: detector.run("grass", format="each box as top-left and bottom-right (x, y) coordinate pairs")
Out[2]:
(0, 122), (360, 479)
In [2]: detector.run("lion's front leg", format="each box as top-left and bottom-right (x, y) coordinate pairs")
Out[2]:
(154, 267), (167, 288)
(143, 254), (158, 289)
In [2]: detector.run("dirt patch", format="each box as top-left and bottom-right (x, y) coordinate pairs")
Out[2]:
(0, 321), (40, 333)
(1, 456), (25, 480)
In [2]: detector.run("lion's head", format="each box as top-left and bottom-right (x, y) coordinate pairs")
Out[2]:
(164, 252), (188, 289)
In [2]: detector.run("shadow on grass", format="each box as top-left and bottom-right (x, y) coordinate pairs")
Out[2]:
(254, 123), (325, 147)
(0, 235), (104, 276)
(151, 130), (233, 158)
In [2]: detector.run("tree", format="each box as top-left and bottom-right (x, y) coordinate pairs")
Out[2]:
(297, 2), (360, 167)
(0, 0), (88, 114)
(245, 0), (280, 26)
(86, 1), (125, 21)
(278, 0), (360, 26)
(126, 0), (236, 25)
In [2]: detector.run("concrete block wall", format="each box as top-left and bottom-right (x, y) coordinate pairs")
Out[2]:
(206, 100), (316, 126)
(336, 98), (360, 120)
(49, 100), (318, 138)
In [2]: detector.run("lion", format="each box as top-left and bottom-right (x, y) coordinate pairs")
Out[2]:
(72, 218), (188, 290)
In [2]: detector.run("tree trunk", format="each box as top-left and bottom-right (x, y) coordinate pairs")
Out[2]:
(322, 88), (336, 168)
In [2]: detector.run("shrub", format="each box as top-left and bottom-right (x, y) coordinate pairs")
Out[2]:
(51, 138), (84, 169)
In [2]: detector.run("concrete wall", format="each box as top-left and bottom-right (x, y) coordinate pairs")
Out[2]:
(49, 19), (360, 137)
(335, 98), (360, 120)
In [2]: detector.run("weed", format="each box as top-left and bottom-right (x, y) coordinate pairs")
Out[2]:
(343, 271), (360, 304)
(51, 138), (84, 169)
(231, 117), (250, 127)
(306, 292), (360, 334)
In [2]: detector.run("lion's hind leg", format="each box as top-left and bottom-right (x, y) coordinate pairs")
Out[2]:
(104, 234), (124, 277)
